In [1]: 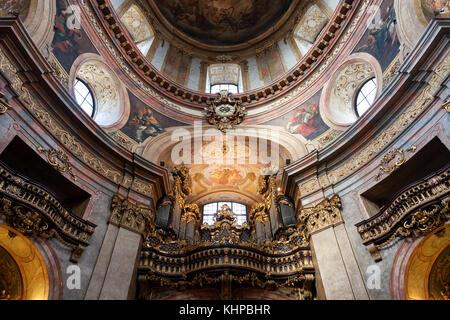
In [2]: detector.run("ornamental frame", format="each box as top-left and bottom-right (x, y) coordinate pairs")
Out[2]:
(204, 90), (247, 132)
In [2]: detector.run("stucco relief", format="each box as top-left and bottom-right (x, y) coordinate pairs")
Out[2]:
(295, 4), (329, 43)
(319, 53), (383, 131)
(69, 54), (130, 132)
(120, 4), (153, 43)
(333, 63), (374, 105)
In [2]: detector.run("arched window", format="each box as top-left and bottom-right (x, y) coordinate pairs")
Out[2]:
(206, 64), (242, 94)
(355, 77), (377, 118)
(73, 78), (95, 118)
(210, 84), (239, 94)
(203, 202), (247, 226)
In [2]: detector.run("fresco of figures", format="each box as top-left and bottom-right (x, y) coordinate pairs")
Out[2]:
(153, 0), (293, 46)
(421, 0), (450, 21)
(354, 0), (400, 71)
(121, 93), (186, 143)
(264, 90), (329, 141)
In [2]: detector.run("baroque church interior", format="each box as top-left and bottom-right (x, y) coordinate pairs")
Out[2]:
(0, 0), (449, 302)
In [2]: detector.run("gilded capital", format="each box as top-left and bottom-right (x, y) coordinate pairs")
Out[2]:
(297, 194), (343, 238)
(110, 195), (155, 236)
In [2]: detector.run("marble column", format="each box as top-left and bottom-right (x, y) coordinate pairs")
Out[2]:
(299, 195), (369, 300)
(85, 195), (153, 300)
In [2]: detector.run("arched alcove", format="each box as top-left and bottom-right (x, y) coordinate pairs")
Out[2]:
(69, 53), (130, 132)
(390, 224), (450, 300)
(0, 224), (50, 300)
(319, 53), (383, 131)
(23, 0), (56, 58)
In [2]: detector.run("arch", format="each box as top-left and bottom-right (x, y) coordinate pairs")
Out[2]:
(319, 52), (383, 131)
(390, 224), (450, 300)
(23, 0), (56, 58)
(138, 125), (308, 164)
(0, 223), (50, 300)
(394, 0), (428, 57)
(69, 53), (130, 132)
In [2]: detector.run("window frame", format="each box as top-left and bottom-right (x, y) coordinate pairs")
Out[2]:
(209, 83), (240, 94)
(202, 202), (247, 226)
(354, 77), (377, 118)
(73, 77), (96, 118)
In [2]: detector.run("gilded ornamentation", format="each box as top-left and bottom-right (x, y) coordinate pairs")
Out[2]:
(443, 100), (450, 113)
(132, 178), (153, 197)
(400, 201), (448, 237)
(141, 271), (315, 298)
(0, 163), (96, 262)
(38, 147), (78, 181)
(109, 130), (136, 151)
(297, 195), (343, 238)
(48, 53), (69, 90)
(382, 54), (401, 88)
(1, 200), (49, 237)
(249, 202), (269, 224)
(181, 203), (201, 224)
(171, 165), (192, 213)
(333, 63), (374, 105)
(374, 146), (416, 181)
(0, 92), (10, 114)
(204, 90), (247, 132)
(250, 174), (278, 226)
(299, 178), (321, 196)
(198, 204), (251, 245)
(110, 194), (155, 236)
(356, 167), (449, 252)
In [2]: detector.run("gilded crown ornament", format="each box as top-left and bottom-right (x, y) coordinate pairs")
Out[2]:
(204, 90), (247, 132)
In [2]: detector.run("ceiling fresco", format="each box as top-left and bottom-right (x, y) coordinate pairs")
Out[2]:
(151, 0), (294, 46)
(421, 0), (450, 21)
(0, 0), (30, 19)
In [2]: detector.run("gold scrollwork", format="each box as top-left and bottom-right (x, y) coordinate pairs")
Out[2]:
(1, 199), (49, 238)
(0, 92), (10, 115)
(377, 198), (449, 249)
(357, 167), (449, 255)
(38, 147), (78, 181)
(204, 90), (247, 132)
(443, 100), (450, 113)
(0, 162), (95, 262)
(110, 194), (155, 236)
(297, 194), (343, 238)
(374, 145), (417, 181)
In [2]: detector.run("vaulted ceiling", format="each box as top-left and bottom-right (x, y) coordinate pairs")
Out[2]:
(151, 0), (294, 46)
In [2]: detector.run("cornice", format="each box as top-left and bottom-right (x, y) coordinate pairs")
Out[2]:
(87, 0), (357, 116)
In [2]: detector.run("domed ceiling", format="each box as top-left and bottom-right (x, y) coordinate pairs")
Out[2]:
(151, 0), (294, 46)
